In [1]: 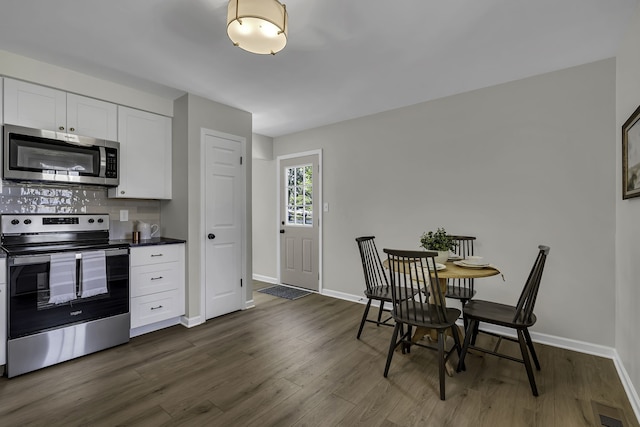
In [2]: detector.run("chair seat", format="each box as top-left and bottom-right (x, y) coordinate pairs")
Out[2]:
(464, 300), (537, 328)
(365, 286), (417, 302)
(445, 285), (476, 300)
(394, 305), (461, 329)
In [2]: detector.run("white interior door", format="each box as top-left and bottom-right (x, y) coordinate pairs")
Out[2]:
(203, 130), (244, 319)
(279, 153), (320, 291)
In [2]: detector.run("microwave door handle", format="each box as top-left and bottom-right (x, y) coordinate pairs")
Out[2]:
(99, 146), (106, 178)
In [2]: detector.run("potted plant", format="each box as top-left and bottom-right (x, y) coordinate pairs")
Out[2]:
(420, 227), (456, 264)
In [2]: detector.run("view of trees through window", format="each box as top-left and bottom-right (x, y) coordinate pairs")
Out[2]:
(286, 164), (313, 225)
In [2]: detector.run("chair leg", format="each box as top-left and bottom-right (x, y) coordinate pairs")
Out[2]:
(460, 299), (469, 331)
(451, 323), (464, 372)
(523, 328), (541, 370)
(517, 329), (539, 396)
(377, 300), (385, 325)
(384, 323), (402, 377)
(438, 329), (446, 400)
(471, 319), (480, 345)
(405, 325), (413, 353)
(357, 299), (372, 339)
(457, 319), (476, 372)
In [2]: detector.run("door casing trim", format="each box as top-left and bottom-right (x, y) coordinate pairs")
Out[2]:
(200, 127), (247, 321)
(276, 149), (323, 293)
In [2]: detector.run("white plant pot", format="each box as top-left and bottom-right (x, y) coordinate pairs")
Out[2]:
(434, 250), (449, 264)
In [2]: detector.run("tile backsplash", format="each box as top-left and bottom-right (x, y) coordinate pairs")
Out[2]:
(0, 180), (160, 239)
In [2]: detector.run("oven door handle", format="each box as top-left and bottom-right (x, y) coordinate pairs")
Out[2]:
(8, 247), (129, 266)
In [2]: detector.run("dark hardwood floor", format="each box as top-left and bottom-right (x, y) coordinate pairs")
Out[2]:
(0, 282), (637, 426)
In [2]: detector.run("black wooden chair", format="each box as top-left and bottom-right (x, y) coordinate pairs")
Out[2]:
(356, 236), (402, 339)
(383, 248), (463, 400)
(445, 235), (477, 334)
(445, 235), (477, 308)
(457, 245), (550, 396)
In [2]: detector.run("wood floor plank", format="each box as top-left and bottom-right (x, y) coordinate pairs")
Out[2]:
(244, 377), (337, 427)
(0, 283), (636, 427)
(291, 392), (355, 427)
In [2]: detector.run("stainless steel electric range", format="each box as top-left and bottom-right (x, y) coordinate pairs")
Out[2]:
(1, 213), (130, 377)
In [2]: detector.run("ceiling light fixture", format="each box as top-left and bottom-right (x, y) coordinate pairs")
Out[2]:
(227, 0), (288, 55)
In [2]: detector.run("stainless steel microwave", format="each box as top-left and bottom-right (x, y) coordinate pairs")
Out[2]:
(3, 124), (119, 187)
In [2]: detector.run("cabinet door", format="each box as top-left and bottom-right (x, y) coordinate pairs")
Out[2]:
(1, 78), (4, 125)
(66, 94), (117, 140)
(0, 260), (6, 366)
(110, 106), (172, 199)
(3, 79), (66, 131)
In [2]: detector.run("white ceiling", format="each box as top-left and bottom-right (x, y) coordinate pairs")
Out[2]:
(0, 0), (637, 137)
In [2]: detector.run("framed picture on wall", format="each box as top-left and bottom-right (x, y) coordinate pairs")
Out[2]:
(623, 105), (640, 200)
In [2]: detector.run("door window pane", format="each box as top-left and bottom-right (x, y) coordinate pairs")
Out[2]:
(285, 164), (313, 226)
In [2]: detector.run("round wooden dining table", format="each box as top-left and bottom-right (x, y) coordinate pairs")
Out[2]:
(433, 260), (501, 281)
(382, 258), (502, 374)
(382, 258), (501, 294)
(382, 259), (501, 350)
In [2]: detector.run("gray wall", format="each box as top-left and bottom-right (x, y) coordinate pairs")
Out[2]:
(616, 3), (640, 412)
(0, 181), (160, 238)
(163, 93), (253, 321)
(256, 58), (617, 347)
(251, 134), (278, 280)
(0, 50), (173, 116)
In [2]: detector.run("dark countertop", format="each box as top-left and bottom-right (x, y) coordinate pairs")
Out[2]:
(109, 237), (186, 247)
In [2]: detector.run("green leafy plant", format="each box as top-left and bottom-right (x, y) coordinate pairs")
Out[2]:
(420, 228), (457, 252)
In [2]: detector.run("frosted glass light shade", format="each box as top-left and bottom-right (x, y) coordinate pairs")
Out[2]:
(227, 0), (288, 55)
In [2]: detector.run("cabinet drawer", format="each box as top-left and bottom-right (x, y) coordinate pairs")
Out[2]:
(130, 262), (181, 297)
(131, 245), (182, 266)
(131, 289), (183, 329)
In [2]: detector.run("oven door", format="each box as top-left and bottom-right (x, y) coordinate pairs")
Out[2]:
(7, 247), (129, 339)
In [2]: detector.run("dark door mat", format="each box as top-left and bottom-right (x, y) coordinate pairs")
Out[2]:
(258, 285), (312, 300)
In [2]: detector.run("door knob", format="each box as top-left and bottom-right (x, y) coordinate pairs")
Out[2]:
(208, 233), (216, 240)
(280, 230), (285, 234)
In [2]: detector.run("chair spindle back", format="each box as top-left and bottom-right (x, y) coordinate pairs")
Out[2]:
(384, 249), (448, 325)
(356, 236), (388, 292)
(513, 245), (550, 323)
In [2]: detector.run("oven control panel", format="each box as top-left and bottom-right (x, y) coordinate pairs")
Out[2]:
(1, 214), (110, 234)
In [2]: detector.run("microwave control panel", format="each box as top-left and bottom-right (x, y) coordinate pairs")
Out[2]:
(105, 148), (118, 179)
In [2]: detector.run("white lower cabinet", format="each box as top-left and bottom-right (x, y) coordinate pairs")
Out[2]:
(130, 244), (185, 331)
(0, 258), (6, 366)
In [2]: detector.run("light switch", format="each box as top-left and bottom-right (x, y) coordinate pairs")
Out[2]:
(323, 202), (329, 212)
(119, 210), (128, 221)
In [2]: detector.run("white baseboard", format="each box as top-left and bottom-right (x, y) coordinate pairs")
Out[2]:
(612, 350), (640, 424)
(245, 298), (255, 309)
(252, 274), (278, 284)
(130, 317), (182, 338)
(180, 314), (203, 328)
(322, 288), (368, 304)
(323, 287), (639, 422)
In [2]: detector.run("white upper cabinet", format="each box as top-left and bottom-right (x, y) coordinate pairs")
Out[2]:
(66, 93), (118, 140)
(4, 79), (66, 131)
(3, 79), (117, 140)
(108, 106), (172, 200)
